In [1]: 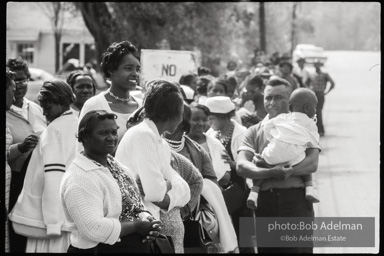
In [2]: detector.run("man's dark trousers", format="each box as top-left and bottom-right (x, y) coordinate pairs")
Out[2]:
(256, 187), (314, 254)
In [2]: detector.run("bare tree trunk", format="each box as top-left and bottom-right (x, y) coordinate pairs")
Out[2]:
(259, 2), (266, 52)
(75, 2), (120, 67)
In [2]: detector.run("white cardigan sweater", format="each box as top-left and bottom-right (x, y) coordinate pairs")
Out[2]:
(60, 153), (131, 249)
(8, 111), (78, 236)
(115, 118), (191, 220)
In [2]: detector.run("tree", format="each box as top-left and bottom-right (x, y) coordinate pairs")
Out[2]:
(74, 2), (235, 70)
(74, 2), (123, 67)
(38, 2), (70, 73)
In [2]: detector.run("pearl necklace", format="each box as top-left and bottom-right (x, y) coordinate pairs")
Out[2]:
(217, 124), (234, 149)
(164, 136), (185, 153)
(108, 90), (131, 102)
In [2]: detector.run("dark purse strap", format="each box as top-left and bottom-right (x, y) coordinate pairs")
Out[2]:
(186, 194), (204, 221)
(150, 234), (175, 253)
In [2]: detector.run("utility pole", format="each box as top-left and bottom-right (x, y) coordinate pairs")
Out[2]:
(291, 2), (297, 55)
(259, 2), (266, 52)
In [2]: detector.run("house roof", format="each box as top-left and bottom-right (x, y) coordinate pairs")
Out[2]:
(7, 29), (40, 41)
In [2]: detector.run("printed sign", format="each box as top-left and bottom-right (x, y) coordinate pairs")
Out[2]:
(140, 49), (198, 89)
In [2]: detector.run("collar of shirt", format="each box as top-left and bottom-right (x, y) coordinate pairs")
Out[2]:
(73, 152), (108, 172)
(260, 114), (271, 127)
(10, 97), (29, 120)
(60, 109), (73, 116)
(143, 118), (163, 143)
(290, 112), (310, 120)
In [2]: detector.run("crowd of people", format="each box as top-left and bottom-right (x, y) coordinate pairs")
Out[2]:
(5, 40), (335, 254)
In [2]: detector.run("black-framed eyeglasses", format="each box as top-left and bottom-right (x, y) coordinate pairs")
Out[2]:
(14, 78), (29, 87)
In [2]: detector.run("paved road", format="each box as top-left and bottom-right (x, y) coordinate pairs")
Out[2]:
(312, 51), (380, 253)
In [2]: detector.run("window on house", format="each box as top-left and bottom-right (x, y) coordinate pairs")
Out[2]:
(85, 43), (96, 65)
(17, 43), (35, 64)
(62, 43), (80, 65)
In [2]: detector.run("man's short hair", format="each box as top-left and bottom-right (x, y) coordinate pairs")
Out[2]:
(279, 61), (293, 72)
(265, 77), (292, 94)
(247, 74), (264, 90)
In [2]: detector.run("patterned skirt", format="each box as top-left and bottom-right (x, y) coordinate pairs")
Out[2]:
(160, 207), (184, 253)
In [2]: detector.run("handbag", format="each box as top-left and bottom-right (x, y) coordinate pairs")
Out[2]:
(68, 233), (174, 254)
(11, 222), (51, 239)
(150, 234), (175, 253)
(222, 182), (248, 214)
(183, 197), (218, 248)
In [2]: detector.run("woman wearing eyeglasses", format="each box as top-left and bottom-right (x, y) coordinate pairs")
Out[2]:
(6, 57), (47, 253)
(9, 79), (78, 252)
(60, 110), (162, 253)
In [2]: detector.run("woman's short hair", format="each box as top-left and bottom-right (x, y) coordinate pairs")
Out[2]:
(6, 69), (16, 90)
(197, 66), (211, 76)
(189, 102), (210, 117)
(37, 79), (75, 106)
(144, 79), (184, 123)
(179, 73), (197, 86)
(210, 78), (229, 95)
(227, 60), (237, 70)
(100, 41), (140, 79)
(196, 76), (213, 96)
(180, 102), (192, 134)
(6, 57), (30, 78)
(77, 110), (118, 143)
(126, 106), (145, 130)
(66, 70), (96, 94)
(227, 76), (237, 88)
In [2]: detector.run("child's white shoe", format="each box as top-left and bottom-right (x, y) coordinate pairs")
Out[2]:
(305, 186), (320, 203)
(246, 191), (259, 210)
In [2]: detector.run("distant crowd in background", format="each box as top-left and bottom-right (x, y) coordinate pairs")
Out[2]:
(5, 40), (334, 254)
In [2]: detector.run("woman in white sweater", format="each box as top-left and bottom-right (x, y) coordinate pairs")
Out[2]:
(115, 79), (190, 223)
(9, 79), (78, 253)
(60, 110), (162, 253)
(204, 96), (253, 253)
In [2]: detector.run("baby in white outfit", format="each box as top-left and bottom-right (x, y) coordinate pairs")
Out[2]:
(247, 88), (321, 209)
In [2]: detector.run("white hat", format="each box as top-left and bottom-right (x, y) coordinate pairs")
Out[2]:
(204, 96), (235, 114)
(180, 85), (195, 100)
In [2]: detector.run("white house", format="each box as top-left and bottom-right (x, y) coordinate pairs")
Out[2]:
(6, 2), (95, 76)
